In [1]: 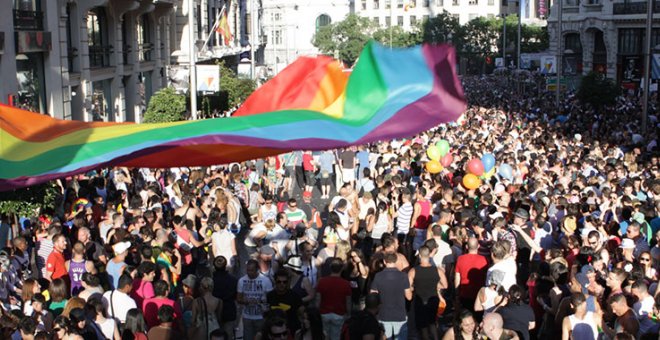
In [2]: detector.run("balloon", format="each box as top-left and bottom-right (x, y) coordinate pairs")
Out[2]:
(462, 173), (481, 190)
(481, 167), (496, 179)
(436, 140), (450, 157)
(498, 163), (513, 180)
(426, 145), (441, 161)
(426, 160), (443, 174)
(467, 159), (485, 176)
(440, 153), (453, 167)
(481, 153), (496, 172)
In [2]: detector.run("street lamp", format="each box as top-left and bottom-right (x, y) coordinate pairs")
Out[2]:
(501, 13), (507, 67)
(556, 0), (563, 109)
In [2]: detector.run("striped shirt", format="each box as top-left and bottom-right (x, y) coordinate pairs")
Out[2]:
(37, 238), (53, 279)
(286, 208), (307, 225)
(396, 202), (413, 234)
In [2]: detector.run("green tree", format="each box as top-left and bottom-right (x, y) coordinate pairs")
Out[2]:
(218, 61), (256, 109)
(312, 14), (376, 66)
(577, 72), (621, 108)
(373, 24), (423, 48)
(143, 87), (186, 123)
(421, 11), (460, 45)
(521, 25), (549, 53)
(0, 182), (59, 238)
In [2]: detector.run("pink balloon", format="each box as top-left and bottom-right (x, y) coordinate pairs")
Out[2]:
(467, 158), (485, 176)
(440, 153), (453, 167)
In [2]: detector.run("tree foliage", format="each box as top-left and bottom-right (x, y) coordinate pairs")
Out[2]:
(0, 182), (59, 218)
(577, 72), (621, 108)
(422, 11), (461, 45)
(456, 17), (499, 55)
(218, 61), (256, 109)
(143, 87), (186, 123)
(373, 24), (423, 48)
(312, 14), (377, 66)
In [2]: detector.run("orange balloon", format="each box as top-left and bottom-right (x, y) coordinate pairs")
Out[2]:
(426, 160), (443, 174)
(462, 173), (481, 190)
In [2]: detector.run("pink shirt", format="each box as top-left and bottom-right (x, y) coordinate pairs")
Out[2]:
(131, 279), (154, 310)
(142, 297), (182, 328)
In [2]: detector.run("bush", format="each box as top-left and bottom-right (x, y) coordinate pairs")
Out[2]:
(143, 87), (187, 123)
(577, 72), (621, 108)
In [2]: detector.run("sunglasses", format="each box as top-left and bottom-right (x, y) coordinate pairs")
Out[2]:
(640, 258), (651, 262)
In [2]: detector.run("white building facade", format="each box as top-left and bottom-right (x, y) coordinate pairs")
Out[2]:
(0, 0), (256, 122)
(262, 0), (351, 75)
(546, 0), (660, 88)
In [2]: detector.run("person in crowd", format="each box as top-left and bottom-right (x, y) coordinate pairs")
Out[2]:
(442, 309), (480, 340)
(238, 259), (274, 340)
(103, 274), (138, 326)
(316, 258), (352, 340)
(146, 305), (183, 339)
(371, 252), (412, 340)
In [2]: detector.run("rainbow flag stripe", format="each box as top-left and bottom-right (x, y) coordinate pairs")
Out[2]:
(0, 42), (465, 190)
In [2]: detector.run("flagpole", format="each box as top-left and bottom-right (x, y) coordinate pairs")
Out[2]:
(641, 0), (653, 134)
(188, 0), (197, 120)
(202, 4), (226, 52)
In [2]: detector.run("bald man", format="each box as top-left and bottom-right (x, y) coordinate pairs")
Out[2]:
(481, 313), (520, 340)
(455, 236), (488, 312)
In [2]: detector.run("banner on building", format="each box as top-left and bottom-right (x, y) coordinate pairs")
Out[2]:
(167, 65), (190, 94)
(16, 31), (51, 53)
(538, 0), (547, 17)
(622, 56), (642, 82)
(196, 65), (221, 93)
(540, 55), (556, 74)
(652, 54), (660, 79)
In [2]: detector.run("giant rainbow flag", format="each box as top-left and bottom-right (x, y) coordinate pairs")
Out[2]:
(0, 42), (465, 190)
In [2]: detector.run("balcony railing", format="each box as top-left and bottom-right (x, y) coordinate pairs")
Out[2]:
(89, 45), (113, 68)
(613, 0), (660, 15)
(13, 10), (44, 31)
(123, 45), (131, 65)
(138, 43), (153, 61)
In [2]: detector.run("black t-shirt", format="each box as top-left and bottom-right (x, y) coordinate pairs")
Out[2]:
(212, 271), (238, 322)
(497, 304), (535, 340)
(349, 311), (382, 340)
(370, 268), (410, 321)
(267, 290), (303, 331)
(339, 151), (356, 169)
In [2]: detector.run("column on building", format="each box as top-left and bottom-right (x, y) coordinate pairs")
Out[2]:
(0, 0), (17, 107)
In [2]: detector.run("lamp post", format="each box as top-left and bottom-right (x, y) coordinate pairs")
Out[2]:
(188, 0), (197, 120)
(555, 0), (563, 109)
(502, 13), (507, 67)
(641, 0), (654, 134)
(517, 1), (522, 70)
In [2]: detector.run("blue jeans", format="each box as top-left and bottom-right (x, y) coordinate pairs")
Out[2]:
(380, 319), (408, 340)
(322, 313), (345, 340)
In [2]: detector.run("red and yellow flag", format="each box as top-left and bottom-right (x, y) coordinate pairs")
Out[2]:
(215, 8), (232, 46)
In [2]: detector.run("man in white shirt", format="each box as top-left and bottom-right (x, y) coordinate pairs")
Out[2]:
(238, 259), (274, 340)
(102, 274), (137, 324)
(632, 280), (659, 335)
(486, 240), (517, 292)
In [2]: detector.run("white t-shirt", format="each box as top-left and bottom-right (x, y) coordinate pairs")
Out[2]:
(432, 238), (455, 268)
(237, 274), (273, 320)
(212, 229), (235, 261)
(102, 290), (137, 324)
(634, 295), (657, 335)
(244, 223), (268, 247)
(486, 258), (517, 292)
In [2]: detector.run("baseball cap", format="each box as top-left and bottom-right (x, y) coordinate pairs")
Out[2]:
(620, 238), (635, 249)
(113, 241), (131, 255)
(302, 191), (313, 198)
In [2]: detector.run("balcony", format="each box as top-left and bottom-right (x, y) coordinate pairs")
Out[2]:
(613, 0), (660, 15)
(89, 45), (113, 68)
(138, 43), (153, 61)
(13, 10), (44, 31)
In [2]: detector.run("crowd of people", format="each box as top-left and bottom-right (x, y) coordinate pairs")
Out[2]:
(0, 73), (659, 340)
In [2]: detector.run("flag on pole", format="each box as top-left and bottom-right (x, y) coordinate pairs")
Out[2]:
(215, 2), (233, 46)
(652, 54), (660, 80)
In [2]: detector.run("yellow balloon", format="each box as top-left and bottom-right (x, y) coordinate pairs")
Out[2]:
(426, 145), (441, 161)
(462, 173), (481, 190)
(481, 167), (496, 179)
(426, 160), (443, 174)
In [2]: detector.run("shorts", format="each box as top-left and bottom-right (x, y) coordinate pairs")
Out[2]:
(414, 295), (439, 329)
(342, 168), (355, 182)
(304, 171), (315, 186)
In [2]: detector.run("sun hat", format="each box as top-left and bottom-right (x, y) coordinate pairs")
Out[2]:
(619, 238), (635, 250)
(112, 241), (131, 255)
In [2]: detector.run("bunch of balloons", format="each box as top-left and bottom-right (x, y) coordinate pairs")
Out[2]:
(462, 153), (497, 190)
(425, 139), (452, 174)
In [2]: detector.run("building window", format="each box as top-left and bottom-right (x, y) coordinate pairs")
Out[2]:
(452, 13), (460, 20)
(374, 0), (380, 9)
(397, 16), (403, 25)
(565, 0), (578, 6)
(564, 33), (582, 53)
(469, 13), (478, 20)
(196, 5), (202, 40)
(487, 13), (495, 18)
(137, 14), (152, 61)
(87, 7), (111, 68)
(397, 0), (404, 8)
(618, 28), (642, 55)
(66, 3), (77, 72)
(373, 17), (380, 25)
(424, 0), (431, 6)
(452, 0), (459, 5)
(385, 16), (391, 26)
(274, 29), (282, 45)
(422, 15), (429, 22)
(410, 15), (417, 26)
(386, 0), (391, 9)
(469, 0), (477, 4)
(315, 14), (331, 30)
(361, 0), (367, 10)
(436, 0), (443, 6)
(91, 79), (112, 121)
(274, 12), (281, 21)
(488, 0), (494, 5)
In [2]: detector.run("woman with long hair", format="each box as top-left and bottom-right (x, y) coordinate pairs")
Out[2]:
(442, 309), (480, 340)
(21, 279), (41, 316)
(121, 308), (148, 340)
(295, 306), (325, 340)
(47, 278), (69, 317)
(345, 248), (369, 310)
(87, 296), (121, 340)
(638, 250), (658, 282)
(494, 284), (535, 340)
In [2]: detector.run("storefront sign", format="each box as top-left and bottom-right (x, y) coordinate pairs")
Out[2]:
(15, 31), (51, 53)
